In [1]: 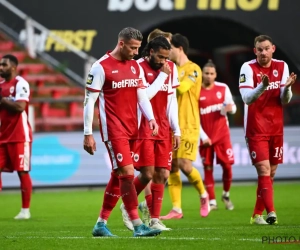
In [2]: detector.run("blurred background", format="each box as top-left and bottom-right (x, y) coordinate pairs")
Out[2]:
(0, 0), (299, 188)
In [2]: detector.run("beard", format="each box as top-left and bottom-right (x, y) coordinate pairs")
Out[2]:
(149, 56), (163, 70)
(0, 71), (11, 79)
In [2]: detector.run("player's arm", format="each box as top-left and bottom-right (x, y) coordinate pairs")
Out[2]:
(239, 63), (267, 105)
(167, 91), (180, 136)
(280, 62), (295, 105)
(167, 91), (181, 150)
(137, 87), (159, 136)
(83, 63), (104, 155)
(140, 63), (169, 100)
(199, 125), (211, 147)
(176, 67), (201, 95)
(0, 79), (29, 112)
(224, 85), (237, 114)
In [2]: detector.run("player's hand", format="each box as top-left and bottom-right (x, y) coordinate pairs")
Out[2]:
(260, 73), (270, 87)
(202, 138), (212, 147)
(285, 72), (297, 88)
(160, 62), (171, 75)
(83, 134), (96, 155)
(173, 135), (181, 150)
(149, 119), (159, 136)
(224, 104), (233, 113)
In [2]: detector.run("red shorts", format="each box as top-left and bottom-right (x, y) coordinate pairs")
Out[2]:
(105, 139), (136, 169)
(245, 136), (283, 165)
(0, 142), (32, 172)
(133, 139), (172, 170)
(199, 140), (234, 166)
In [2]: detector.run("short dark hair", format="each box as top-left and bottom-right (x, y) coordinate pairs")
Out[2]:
(203, 59), (216, 69)
(254, 35), (273, 47)
(118, 27), (143, 42)
(2, 54), (18, 66)
(141, 35), (171, 58)
(171, 33), (189, 54)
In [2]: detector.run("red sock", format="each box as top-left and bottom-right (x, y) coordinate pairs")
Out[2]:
(204, 167), (215, 200)
(259, 176), (275, 213)
(18, 173), (32, 208)
(134, 176), (147, 196)
(253, 186), (265, 217)
(145, 194), (152, 215)
(151, 182), (164, 219)
(100, 172), (120, 220)
(221, 164), (232, 192)
(119, 175), (139, 220)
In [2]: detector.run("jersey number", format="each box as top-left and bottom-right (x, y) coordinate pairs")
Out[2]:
(273, 147), (283, 158)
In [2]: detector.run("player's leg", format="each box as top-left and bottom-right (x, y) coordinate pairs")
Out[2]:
(149, 140), (171, 230)
(9, 142), (32, 220)
(266, 135), (283, 225)
(93, 141), (123, 237)
(160, 157), (183, 219)
(215, 141), (234, 210)
(200, 145), (216, 209)
(0, 144), (9, 192)
(179, 158), (210, 217)
(247, 137), (270, 225)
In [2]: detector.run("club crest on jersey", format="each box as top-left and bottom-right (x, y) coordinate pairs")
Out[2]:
(131, 66), (136, 74)
(133, 153), (139, 162)
(9, 86), (14, 93)
(180, 70), (185, 77)
(216, 91), (222, 99)
(86, 74), (93, 85)
(251, 151), (256, 159)
(239, 74), (246, 83)
(117, 153), (123, 162)
(273, 69), (278, 77)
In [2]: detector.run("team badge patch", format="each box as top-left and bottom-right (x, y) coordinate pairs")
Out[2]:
(180, 70), (185, 77)
(239, 74), (246, 83)
(251, 151), (256, 159)
(10, 86), (15, 93)
(86, 74), (93, 85)
(273, 69), (278, 77)
(216, 91), (222, 99)
(193, 70), (198, 77)
(133, 154), (139, 162)
(117, 153), (123, 162)
(131, 66), (136, 74)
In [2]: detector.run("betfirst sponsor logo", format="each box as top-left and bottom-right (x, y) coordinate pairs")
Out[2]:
(108, 0), (280, 12)
(112, 79), (140, 88)
(200, 103), (223, 115)
(266, 81), (281, 90)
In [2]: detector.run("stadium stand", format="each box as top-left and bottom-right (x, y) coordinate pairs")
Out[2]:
(0, 32), (98, 132)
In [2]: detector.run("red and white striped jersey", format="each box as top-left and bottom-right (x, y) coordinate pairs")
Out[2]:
(85, 52), (146, 141)
(239, 59), (289, 137)
(137, 58), (179, 140)
(0, 76), (32, 143)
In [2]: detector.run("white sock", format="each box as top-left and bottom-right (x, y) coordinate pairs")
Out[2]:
(223, 191), (230, 197)
(151, 218), (159, 223)
(97, 217), (107, 224)
(21, 208), (29, 213)
(210, 199), (217, 206)
(132, 219), (143, 227)
(200, 191), (208, 198)
(172, 207), (182, 214)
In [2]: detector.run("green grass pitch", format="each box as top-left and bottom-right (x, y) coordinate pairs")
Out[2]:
(1, 182), (300, 250)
